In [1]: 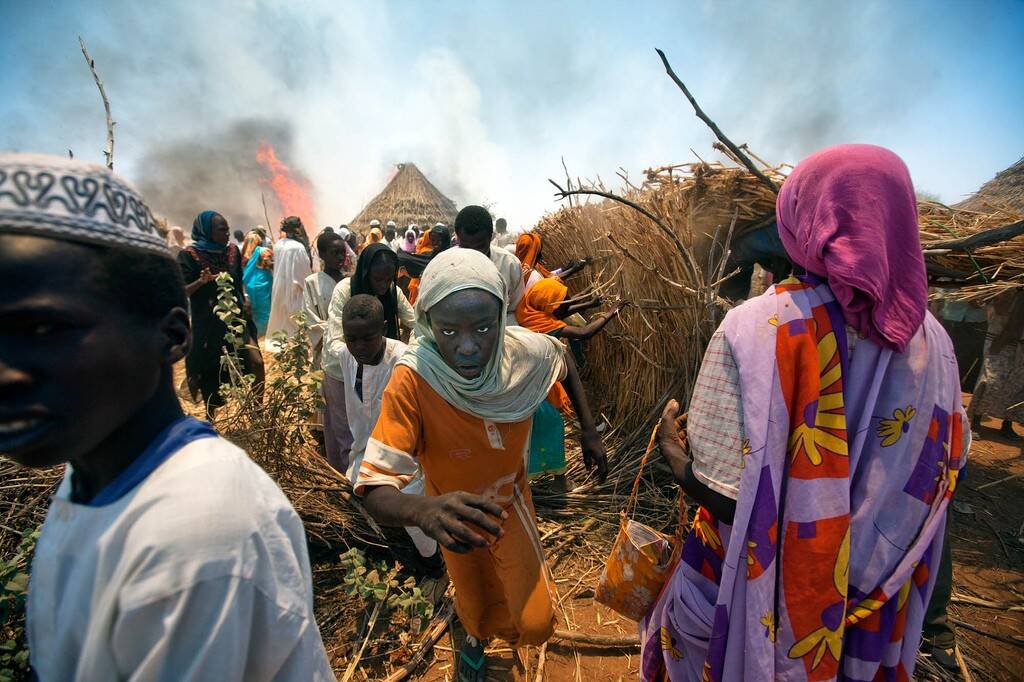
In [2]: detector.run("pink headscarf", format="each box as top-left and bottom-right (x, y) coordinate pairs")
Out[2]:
(401, 229), (417, 253)
(776, 144), (927, 353)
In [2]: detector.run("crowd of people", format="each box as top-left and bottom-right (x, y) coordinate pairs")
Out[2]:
(0, 144), (1015, 680)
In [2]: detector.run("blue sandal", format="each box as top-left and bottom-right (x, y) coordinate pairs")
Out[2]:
(458, 639), (487, 682)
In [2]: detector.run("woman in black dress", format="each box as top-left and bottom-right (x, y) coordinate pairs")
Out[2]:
(177, 210), (263, 417)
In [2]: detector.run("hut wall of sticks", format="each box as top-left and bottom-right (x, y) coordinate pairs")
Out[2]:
(537, 160), (784, 432)
(348, 163), (458, 233)
(536, 154), (1024, 434)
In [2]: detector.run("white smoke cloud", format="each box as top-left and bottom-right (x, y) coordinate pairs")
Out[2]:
(2, 0), (1020, 233)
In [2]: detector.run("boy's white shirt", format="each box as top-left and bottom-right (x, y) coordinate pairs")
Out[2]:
(27, 436), (334, 682)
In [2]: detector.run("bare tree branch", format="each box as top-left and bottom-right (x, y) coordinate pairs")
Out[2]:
(548, 179), (703, 281)
(79, 36), (115, 170)
(655, 48), (778, 193)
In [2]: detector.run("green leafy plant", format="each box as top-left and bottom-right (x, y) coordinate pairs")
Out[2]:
(0, 527), (39, 681)
(337, 548), (434, 623)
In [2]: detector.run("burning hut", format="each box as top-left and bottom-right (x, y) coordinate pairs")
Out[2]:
(349, 163), (458, 233)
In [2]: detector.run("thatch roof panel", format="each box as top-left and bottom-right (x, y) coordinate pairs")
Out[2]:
(955, 157), (1024, 214)
(349, 163), (457, 233)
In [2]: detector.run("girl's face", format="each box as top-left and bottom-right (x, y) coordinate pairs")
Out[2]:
(428, 289), (501, 379)
(368, 257), (396, 296)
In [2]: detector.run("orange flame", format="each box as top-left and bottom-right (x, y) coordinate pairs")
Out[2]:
(255, 141), (317, 240)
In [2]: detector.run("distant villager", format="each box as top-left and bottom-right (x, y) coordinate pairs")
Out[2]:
(241, 230), (273, 337)
(178, 211), (264, 416)
(266, 216), (313, 346)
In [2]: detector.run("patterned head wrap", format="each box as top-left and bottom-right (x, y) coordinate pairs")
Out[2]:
(0, 152), (168, 255)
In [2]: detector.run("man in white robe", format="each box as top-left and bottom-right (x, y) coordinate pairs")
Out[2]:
(266, 216), (313, 348)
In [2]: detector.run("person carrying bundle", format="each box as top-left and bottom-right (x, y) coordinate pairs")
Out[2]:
(515, 231), (589, 294)
(0, 153), (332, 680)
(355, 248), (607, 682)
(515, 277), (626, 341)
(640, 145), (969, 682)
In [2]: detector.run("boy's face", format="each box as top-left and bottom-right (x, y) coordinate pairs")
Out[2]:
(384, 228), (396, 241)
(0, 235), (175, 468)
(428, 289), (501, 379)
(320, 238), (345, 271)
(456, 229), (491, 254)
(343, 317), (386, 365)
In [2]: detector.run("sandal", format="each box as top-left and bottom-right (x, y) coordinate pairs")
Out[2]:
(458, 638), (487, 682)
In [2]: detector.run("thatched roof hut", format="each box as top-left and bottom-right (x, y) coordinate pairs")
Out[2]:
(348, 163), (457, 233)
(955, 157), (1024, 214)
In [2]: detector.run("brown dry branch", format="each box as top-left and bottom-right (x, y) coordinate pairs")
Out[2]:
(78, 36), (115, 170)
(655, 48), (778, 193)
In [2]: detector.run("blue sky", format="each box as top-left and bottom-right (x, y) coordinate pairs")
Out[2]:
(2, 0), (1022, 230)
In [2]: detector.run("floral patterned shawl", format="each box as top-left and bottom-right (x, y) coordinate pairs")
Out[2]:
(640, 276), (966, 681)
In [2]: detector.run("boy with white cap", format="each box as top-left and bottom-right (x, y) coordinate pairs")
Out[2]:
(0, 153), (333, 680)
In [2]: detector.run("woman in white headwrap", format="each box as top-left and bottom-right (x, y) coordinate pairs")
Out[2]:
(354, 248), (607, 681)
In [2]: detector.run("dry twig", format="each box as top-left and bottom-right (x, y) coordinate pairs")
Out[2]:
(655, 48), (777, 193)
(78, 36), (115, 169)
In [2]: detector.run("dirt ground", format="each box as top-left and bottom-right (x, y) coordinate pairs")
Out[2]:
(407, 405), (1024, 682)
(177, 365), (1023, 680)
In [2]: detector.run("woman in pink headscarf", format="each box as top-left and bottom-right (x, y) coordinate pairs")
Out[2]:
(639, 145), (968, 681)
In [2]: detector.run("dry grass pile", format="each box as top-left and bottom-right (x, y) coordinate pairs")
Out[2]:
(536, 161), (785, 433)
(348, 163), (458, 234)
(919, 199), (1024, 303)
(0, 461), (60, 559)
(537, 157), (1024, 431)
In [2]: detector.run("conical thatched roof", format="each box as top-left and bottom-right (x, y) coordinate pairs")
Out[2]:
(955, 157), (1024, 214)
(349, 163), (458, 233)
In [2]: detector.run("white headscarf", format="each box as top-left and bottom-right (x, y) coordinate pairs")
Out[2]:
(398, 248), (565, 422)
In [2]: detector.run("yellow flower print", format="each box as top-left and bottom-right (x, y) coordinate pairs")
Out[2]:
(693, 515), (723, 552)
(760, 611), (777, 642)
(788, 330), (849, 465)
(768, 314), (779, 326)
(661, 627), (684, 660)
(877, 406), (916, 447)
(740, 438), (751, 469)
(788, 624), (843, 670)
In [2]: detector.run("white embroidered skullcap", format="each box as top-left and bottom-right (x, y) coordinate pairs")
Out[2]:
(386, 220), (396, 227)
(369, 219), (381, 227)
(0, 153), (169, 256)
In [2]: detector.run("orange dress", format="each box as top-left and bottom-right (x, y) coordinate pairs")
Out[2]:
(356, 366), (557, 645)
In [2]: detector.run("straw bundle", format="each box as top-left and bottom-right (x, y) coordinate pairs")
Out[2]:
(0, 460), (60, 559)
(349, 163), (457, 233)
(537, 161), (785, 432)
(919, 200), (1024, 301)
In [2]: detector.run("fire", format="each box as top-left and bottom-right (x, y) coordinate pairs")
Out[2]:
(255, 141), (317, 240)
